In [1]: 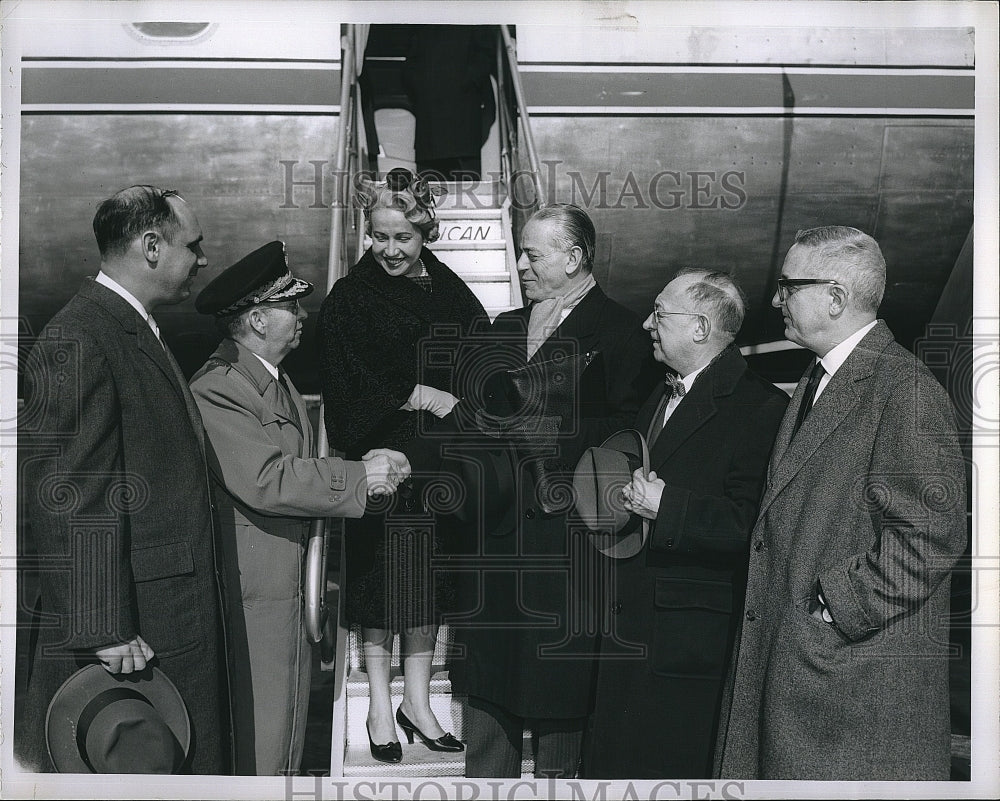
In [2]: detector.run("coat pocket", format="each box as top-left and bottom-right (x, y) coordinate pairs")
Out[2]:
(131, 540), (195, 582)
(788, 596), (850, 666)
(651, 577), (733, 679)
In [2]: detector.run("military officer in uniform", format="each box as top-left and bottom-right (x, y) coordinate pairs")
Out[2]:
(190, 241), (409, 775)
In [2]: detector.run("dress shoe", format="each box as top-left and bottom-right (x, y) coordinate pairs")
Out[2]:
(366, 721), (402, 763)
(395, 707), (464, 752)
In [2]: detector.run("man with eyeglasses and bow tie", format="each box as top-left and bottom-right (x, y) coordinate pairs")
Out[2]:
(714, 226), (967, 780)
(582, 268), (787, 779)
(189, 241), (410, 775)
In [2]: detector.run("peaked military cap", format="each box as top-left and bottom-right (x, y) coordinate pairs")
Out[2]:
(195, 240), (313, 316)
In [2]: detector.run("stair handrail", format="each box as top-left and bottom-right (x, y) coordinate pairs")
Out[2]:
(499, 25), (546, 209)
(304, 24), (359, 647)
(495, 28), (514, 191)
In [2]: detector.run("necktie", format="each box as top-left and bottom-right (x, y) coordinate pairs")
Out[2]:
(790, 359), (826, 440)
(159, 336), (206, 454)
(148, 315), (166, 350)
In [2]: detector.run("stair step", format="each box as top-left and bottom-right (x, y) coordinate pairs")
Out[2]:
(345, 668), (454, 696)
(347, 624), (456, 672)
(434, 207), (502, 221)
(343, 744), (467, 777)
(486, 305), (520, 320)
(434, 182), (503, 211)
(429, 239), (505, 251)
(469, 283), (516, 309)
(437, 249), (508, 274)
(342, 743), (535, 778)
(453, 271), (513, 283)
(343, 691), (536, 778)
(347, 690), (464, 743)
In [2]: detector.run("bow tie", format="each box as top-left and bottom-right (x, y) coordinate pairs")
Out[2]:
(665, 372), (686, 398)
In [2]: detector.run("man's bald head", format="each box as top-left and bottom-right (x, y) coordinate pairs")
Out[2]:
(673, 267), (747, 344)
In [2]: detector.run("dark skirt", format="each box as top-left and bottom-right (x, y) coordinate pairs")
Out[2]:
(343, 508), (458, 632)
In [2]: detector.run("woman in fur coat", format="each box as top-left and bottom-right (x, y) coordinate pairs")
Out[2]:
(318, 169), (487, 762)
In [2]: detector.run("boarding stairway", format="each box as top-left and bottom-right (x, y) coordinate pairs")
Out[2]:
(340, 627), (536, 777)
(313, 24), (544, 778)
(427, 181), (521, 320)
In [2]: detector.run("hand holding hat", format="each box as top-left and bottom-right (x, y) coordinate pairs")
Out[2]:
(573, 429), (651, 559)
(621, 468), (664, 520)
(47, 664), (190, 773)
(94, 635), (155, 674)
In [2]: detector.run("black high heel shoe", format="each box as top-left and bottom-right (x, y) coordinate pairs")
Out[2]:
(395, 707), (465, 752)
(367, 721), (402, 763)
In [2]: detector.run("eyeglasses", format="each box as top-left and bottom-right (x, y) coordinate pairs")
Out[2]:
(775, 278), (843, 303)
(262, 300), (301, 314)
(654, 309), (706, 322)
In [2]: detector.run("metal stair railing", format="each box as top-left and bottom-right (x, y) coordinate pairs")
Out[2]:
(499, 25), (545, 212)
(304, 25), (360, 653)
(309, 24), (542, 775)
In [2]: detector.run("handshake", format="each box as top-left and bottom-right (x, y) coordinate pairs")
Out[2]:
(361, 449), (412, 497)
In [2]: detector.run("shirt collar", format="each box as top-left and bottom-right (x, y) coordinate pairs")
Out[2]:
(95, 271), (149, 321)
(251, 351), (280, 380)
(819, 320), (878, 378)
(679, 362), (708, 393)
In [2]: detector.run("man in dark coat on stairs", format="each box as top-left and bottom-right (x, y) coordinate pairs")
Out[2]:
(581, 269), (788, 778)
(16, 186), (232, 774)
(404, 25), (496, 181)
(449, 204), (657, 778)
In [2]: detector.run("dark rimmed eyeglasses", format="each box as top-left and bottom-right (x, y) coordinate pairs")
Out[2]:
(654, 309), (706, 322)
(775, 278), (843, 303)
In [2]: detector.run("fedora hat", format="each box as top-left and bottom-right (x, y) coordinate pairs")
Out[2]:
(573, 428), (650, 559)
(46, 665), (190, 773)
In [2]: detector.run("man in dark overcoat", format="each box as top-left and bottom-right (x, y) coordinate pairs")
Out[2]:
(714, 226), (967, 780)
(582, 269), (788, 778)
(404, 25), (497, 181)
(16, 186), (231, 773)
(451, 204), (658, 778)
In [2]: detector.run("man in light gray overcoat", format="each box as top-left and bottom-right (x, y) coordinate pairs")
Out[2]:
(714, 226), (967, 780)
(190, 241), (408, 775)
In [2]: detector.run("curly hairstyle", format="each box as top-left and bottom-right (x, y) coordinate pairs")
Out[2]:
(352, 168), (447, 243)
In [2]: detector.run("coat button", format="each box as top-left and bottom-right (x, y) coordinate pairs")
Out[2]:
(611, 602), (622, 615)
(525, 508), (535, 519)
(746, 610), (757, 621)
(753, 540), (764, 552)
(665, 538), (674, 548)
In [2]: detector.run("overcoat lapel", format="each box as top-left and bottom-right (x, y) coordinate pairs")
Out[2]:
(80, 280), (205, 449)
(758, 322), (892, 517)
(649, 385), (718, 467)
(647, 348), (744, 468)
(212, 339), (305, 437)
(638, 387), (668, 441)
